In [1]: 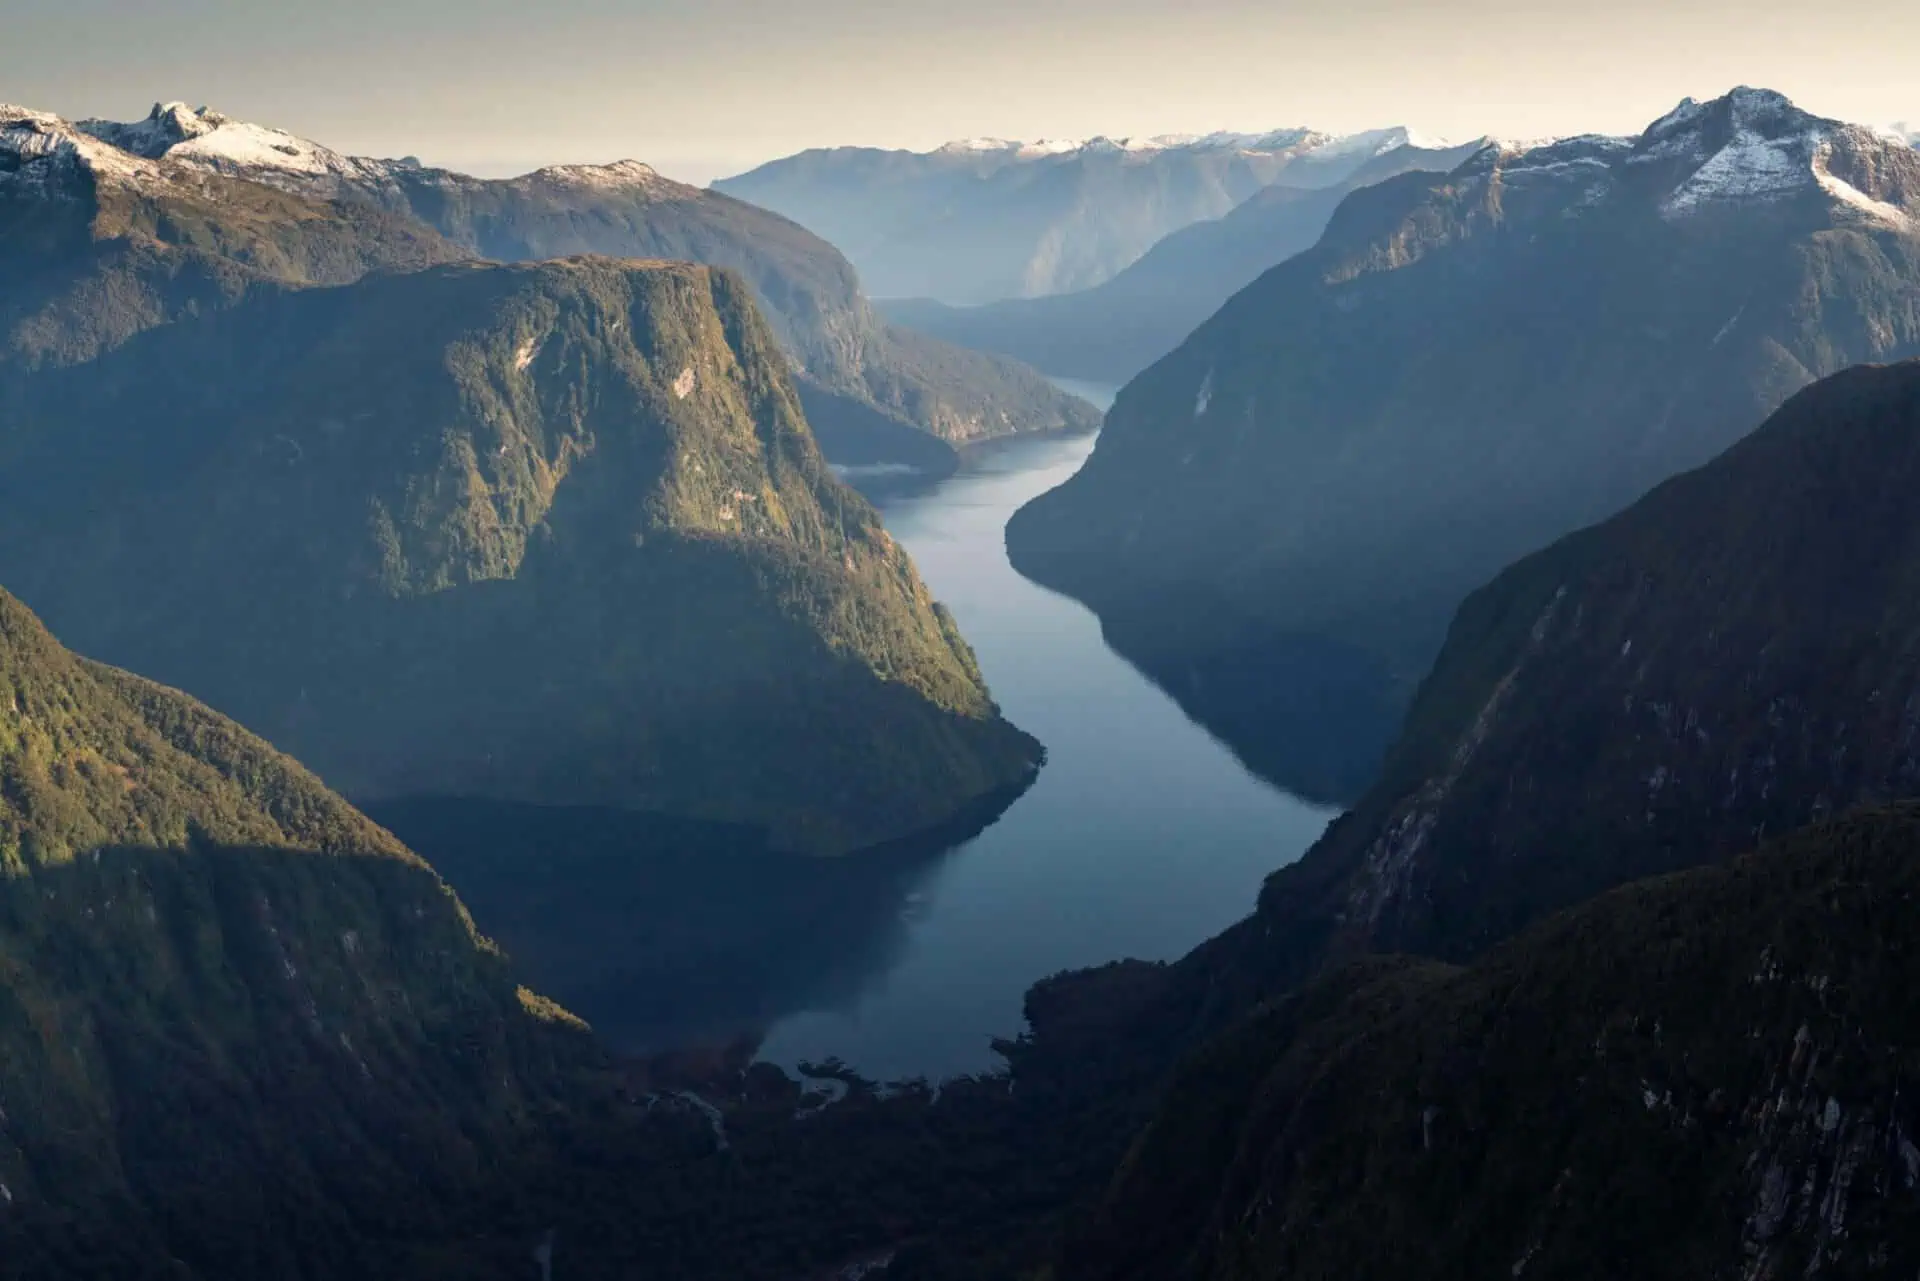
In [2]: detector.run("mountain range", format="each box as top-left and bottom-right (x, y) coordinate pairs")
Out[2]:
(16, 74), (1920, 1281)
(0, 254), (1040, 855)
(2, 101), (1096, 473)
(1007, 87), (1920, 802)
(883, 138), (1489, 383)
(717, 126), (1440, 304)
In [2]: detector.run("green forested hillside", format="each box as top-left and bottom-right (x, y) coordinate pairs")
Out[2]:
(1055, 804), (1920, 1280)
(0, 586), (594, 1278)
(0, 257), (1040, 854)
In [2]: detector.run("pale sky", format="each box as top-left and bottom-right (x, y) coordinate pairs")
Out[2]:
(4, 0), (1915, 184)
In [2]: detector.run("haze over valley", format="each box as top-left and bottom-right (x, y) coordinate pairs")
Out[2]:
(6, 4), (1920, 1277)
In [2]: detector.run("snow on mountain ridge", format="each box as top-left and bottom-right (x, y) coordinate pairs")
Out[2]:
(921, 125), (1446, 163)
(1465, 89), (1918, 229)
(1, 103), (161, 190)
(78, 101), (429, 193)
(70, 101), (671, 195)
(519, 158), (678, 192)
(1642, 88), (1918, 223)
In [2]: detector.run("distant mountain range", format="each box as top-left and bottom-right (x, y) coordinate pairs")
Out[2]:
(1008, 87), (1920, 801)
(884, 138), (1489, 383)
(2, 101), (1096, 473)
(717, 126), (1442, 304)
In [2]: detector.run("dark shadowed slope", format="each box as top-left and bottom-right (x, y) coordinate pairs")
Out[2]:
(0, 586), (594, 1278)
(1009, 88), (1920, 801)
(0, 257), (1040, 855)
(1056, 803), (1920, 1281)
(1197, 359), (1920, 1003)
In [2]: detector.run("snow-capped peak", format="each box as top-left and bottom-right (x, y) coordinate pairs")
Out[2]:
(1, 103), (162, 192)
(1632, 87), (1917, 225)
(522, 159), (671, 191)
(920, 125), (1458, 165)
(75, 101), (406, 193)
(935, 137), (1024, 155)
(1303, 126), (1444, 160)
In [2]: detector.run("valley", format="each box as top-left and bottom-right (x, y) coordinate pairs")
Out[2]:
(376, 406), (1334, 1083)
(6, 23), (1920, 1278)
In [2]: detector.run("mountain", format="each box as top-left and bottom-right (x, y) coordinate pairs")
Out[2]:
(68, 101), (1097, 469)
(0, 103), (463, 372)
(1007, 88), (1920, 802)
(1175, 359), (1920, 1004)
(871, 361), (1920, 1281)
(717, 126), (1437, 304)
(1051, 803), (1920, 1281)
(883, 139), (1489, 383)
(0, 256), (1041, 856)
(0, 584), (594, 1277)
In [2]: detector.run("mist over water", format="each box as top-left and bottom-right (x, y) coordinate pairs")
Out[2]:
(759, 396), (1333, 1080)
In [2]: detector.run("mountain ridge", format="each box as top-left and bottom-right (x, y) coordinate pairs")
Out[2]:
(1006, 86), (1920, 802)
(48, 99), (1097, 468)
(717, 124), (1437, 304)
(0, 102), (467, 373)
(883, 138), (1491, 383)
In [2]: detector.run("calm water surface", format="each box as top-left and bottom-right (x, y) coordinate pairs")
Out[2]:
(759, 394), (1333, 1080)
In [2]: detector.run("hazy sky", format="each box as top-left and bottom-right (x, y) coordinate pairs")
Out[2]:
(5, 0), (1915, 184)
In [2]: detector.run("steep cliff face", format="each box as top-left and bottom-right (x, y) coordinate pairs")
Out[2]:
(1057, 805), (1920, 1281)
(0, 587), (592, 1277)
(0, 257), (1040, 855)
(1007, 89), (1920, 799)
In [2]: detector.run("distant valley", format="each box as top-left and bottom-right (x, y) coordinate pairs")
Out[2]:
(883, 138), (1489, 384)
(718, 126), (1443, 304)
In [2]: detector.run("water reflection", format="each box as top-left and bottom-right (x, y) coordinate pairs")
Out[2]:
(379, 390), (1335, 1081)
(758, 427), (1334, 1080)
(370, 797), (1017, 1056)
